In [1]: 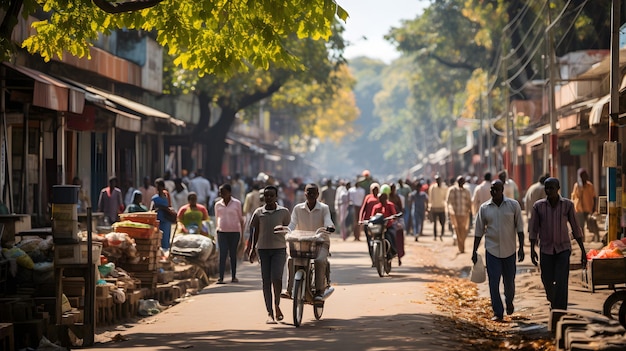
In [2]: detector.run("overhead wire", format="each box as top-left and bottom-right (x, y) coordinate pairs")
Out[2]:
(503, 0), (581, 87)
(554, 0), (590, 51)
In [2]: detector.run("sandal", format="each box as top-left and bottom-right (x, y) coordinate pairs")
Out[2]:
(275, 306), (284, 321)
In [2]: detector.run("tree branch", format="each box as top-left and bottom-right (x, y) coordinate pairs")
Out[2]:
(0, 0), (24, 48)
(92, 0), (163, 14)
(428, 53), (476, 72)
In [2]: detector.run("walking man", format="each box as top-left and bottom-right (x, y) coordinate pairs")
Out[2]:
(524, 174), (549, 220)
(428, 175), (448, 241)
(529, 177), (587, 310)
(446, 176), (472, 253)
(472, 180), (525, 321)
(571, 168), (600, 242)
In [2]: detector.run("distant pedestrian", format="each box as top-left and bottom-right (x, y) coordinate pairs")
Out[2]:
(188, 169), (212, 208)
(409, 182), (428, 241)
(245, 185), (291, 324)
(529, 177), (587, 311)
(349, 178), (366, 241)
(472, 180), (525, 321)
(472, 172), (492, 217)
(72, 176), (90, 213)
(446, 176), (471, 254)
(389, 183), (405, 266)
(140, 176), (158, 208)
(151, 178), (174, 251)
(571, 168), (600, 242)
(428, 175), (448, 241)
(320, 179), (337, 224)
(125, 190), (147, 213)
(170, 178), (189, 212)
(97, 176), (124, 224)
(523, 174), (549, 220)
(335, 181), (350, 240)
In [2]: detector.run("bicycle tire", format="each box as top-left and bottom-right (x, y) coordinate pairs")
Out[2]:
(293, 276), (305, 327)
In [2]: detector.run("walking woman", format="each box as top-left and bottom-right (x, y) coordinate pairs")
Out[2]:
(245, 185), (291, 324)
(214, 184), (244, 284)
(151, 178), (174, 251)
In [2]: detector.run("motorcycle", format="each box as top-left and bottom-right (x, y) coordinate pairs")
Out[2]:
(283, 226), (335, 327)
(361, 212), (402, 277)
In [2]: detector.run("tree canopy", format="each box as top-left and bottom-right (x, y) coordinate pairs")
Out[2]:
(1, 0), (348, 77)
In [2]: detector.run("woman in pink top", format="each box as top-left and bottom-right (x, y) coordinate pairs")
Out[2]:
(214, 183), (244, 284)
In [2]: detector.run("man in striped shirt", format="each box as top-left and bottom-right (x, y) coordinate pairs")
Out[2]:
(446, 176), (472, 253)
(529, 177), (587, 311)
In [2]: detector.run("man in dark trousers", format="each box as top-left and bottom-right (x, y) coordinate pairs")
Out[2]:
(529, 177), (587, 311)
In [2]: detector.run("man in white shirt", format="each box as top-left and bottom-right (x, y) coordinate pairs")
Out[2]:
(428, 175), (448, 240)
(283, 183), (334, 301)
(472, 172), (492, 217)
(349, 179), (366, 241)
(188, 169), (212, 207)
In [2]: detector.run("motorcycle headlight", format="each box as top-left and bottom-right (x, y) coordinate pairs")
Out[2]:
(368, 224), (383, 235)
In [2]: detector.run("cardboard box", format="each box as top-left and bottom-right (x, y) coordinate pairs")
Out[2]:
(51, 204), (78, 221)
(54, 242), (102, 265)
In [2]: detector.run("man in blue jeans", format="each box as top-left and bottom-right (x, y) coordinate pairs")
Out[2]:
(529, 177), (587, 311)
(472, 180), (525, 322)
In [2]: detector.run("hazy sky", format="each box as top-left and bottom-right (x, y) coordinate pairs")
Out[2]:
(339, 0), (428, 63)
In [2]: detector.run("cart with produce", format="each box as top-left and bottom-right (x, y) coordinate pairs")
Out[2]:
(582, 239), (626, 326)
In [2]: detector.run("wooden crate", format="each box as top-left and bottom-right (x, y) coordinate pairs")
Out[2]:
(582, 257), (626, 292)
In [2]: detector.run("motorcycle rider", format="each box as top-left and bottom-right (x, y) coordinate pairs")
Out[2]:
(368, 184), (398, 259)
(282, 183), (335, 301)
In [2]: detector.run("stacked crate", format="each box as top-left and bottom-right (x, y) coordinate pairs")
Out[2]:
(51, 185), (80, 246)
(116, 213), (161, 290)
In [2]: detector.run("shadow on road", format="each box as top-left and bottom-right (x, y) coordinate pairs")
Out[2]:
(93, 312), (468, 351)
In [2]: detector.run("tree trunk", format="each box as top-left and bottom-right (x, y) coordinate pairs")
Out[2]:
(202, 106), (236, 181)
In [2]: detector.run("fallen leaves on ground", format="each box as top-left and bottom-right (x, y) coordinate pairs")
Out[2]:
(428, 277), (555, 351)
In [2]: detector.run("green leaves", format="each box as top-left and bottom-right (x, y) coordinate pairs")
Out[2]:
(5, 0), (348, 77)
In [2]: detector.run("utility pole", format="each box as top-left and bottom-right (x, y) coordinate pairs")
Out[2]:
(486, 72), (492, 173)
(607, 0), (621, 242)
(502, 30), (511, 172)
(546, 0), (558, 179)
(479, 90), (484, 176)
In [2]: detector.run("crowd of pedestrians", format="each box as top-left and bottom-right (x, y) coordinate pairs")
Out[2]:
(70, 165), (602, 324)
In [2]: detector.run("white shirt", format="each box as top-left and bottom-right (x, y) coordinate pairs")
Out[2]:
(288, 201), (334, 231)
(348, 186), (366, 207)
(472, 181), (491, 215)
(474, 197), (523, 258)
(188, 176), (211, 205)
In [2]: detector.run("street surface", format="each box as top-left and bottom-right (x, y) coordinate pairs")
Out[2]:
(91, 216), (614, 351)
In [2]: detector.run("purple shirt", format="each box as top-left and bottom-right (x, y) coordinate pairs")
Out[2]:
(529, 197), (582, 255)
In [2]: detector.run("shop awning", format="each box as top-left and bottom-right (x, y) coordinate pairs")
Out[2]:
(520, 124), (554, 146)
(590, 94), (611, 126)
(409, 163), (423, 174)
(85, 85), (185, 127)
(60, 79), (185, 127)
(3, 62), (85, 113)
(428, 148), (450, 165)
(586, 75), (626, 126)
(110, 106), (142, 132)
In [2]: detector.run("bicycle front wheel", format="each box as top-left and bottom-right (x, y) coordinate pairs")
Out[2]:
(293, 275), (306, 327)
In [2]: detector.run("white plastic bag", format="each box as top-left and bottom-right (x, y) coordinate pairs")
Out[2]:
(470, 254), (486, 283)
